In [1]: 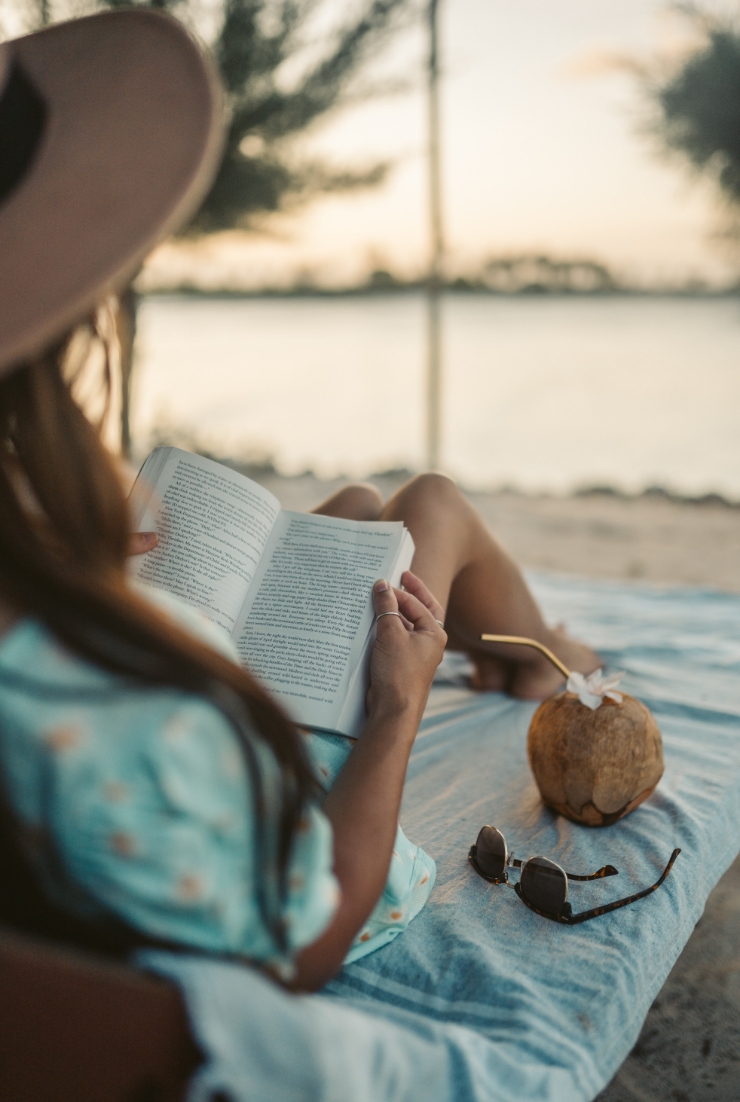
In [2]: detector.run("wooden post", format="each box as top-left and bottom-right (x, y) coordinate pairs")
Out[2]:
(116, 286), (138, 460)
(426, 0), (445, 471)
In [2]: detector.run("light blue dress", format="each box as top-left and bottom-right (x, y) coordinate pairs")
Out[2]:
(0, 588), (435, 974)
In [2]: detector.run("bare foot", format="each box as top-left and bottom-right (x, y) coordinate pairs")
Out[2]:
(507, 627), (600, 701)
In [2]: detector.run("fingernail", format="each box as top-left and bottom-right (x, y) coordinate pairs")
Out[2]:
(374, 578), (389, 592)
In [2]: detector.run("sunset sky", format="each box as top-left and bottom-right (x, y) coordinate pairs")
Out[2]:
(141, 0), (740, 291)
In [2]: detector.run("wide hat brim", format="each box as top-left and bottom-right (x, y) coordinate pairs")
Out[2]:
(0, 10), (223, 376)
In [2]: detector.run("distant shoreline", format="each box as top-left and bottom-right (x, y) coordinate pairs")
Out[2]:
(172, 451), (740, 511)
(140, 285), (740, 301)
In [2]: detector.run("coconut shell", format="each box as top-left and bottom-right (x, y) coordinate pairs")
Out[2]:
(527, 691), (664, 826)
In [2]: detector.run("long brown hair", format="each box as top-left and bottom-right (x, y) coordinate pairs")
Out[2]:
(0, 315), (318, 956)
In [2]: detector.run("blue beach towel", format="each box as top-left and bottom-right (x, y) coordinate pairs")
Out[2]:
(142, 573), (740, 1102)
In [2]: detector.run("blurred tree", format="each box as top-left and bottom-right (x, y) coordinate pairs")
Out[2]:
(111, 0), (409, 233)
(650, 11), (740, 209)
(12, 0), (414, 451)
(481, 254), (616, 295)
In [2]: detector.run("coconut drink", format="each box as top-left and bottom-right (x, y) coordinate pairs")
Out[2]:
(481, 635), (664, 827)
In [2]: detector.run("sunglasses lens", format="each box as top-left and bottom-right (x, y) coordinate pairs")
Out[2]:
(520, 856), (568, 914)
(475, 826), (507, 880)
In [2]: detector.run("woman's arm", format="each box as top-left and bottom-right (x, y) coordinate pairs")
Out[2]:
(292, 572), (446, 991)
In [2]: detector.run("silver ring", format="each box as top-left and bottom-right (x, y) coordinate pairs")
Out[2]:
(376, 611), (403, 622)
(435, 619), (445, 629)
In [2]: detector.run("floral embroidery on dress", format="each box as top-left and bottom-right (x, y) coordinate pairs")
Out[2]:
(102, 781), (128, 804)
(176, 874), (203, 901)
(45, 725), (84, 753)
(109, 831), (137, 857)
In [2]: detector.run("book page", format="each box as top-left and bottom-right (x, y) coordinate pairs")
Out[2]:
(129, 447), (281, 634)
(232, 511), (406, 730)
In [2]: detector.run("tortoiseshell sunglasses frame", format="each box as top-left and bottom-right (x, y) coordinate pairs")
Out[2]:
(469, 827), (681, 925)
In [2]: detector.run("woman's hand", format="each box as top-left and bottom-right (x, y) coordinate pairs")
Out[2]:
(293, 571), (446, 991)
(128, 532), (158, 556)
(367, 570), (447, 726)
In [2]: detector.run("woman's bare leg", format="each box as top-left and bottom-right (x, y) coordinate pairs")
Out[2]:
(311, 483), (384, 521)
(308, 474), (597, 699)
(380, 474), (599, 700)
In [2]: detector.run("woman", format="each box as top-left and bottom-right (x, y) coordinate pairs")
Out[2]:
(0, 11), (596, 992)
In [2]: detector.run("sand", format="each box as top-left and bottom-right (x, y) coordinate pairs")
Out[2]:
(243, 467), (740, 1101)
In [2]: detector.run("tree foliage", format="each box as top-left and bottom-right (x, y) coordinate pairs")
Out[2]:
(15, 0), (414, 232)
(651, 12), (740, 208)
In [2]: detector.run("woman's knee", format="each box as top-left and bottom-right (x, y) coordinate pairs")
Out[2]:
(312, 482), (384, 521)
(388, 472), (463, 515)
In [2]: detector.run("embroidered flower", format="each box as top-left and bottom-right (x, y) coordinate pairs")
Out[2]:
(45, 725), (84, 753)
(566, 669), (624, 711)
(176, 874), (203, 901)
(102, 781), (128, 804)
(109, 831), (137, 857)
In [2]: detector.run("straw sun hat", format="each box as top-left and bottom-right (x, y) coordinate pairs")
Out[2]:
(0, 9), (223, 378)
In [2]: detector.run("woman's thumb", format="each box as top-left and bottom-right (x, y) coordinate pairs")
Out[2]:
(372, 578), (399, 615)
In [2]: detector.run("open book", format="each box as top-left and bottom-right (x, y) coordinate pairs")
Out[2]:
(130, 447), (414, 738)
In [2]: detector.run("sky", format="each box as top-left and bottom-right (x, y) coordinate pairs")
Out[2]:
(137, 0), (740, 290)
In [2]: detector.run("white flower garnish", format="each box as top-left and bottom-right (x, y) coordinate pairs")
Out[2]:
(566, 669), (624, 710)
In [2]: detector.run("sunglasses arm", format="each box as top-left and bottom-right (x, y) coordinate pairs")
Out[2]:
(565, 863), (618, 881)
(560, 848), (681, 925)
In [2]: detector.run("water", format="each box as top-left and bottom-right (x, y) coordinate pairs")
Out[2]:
(132, 293), (740, 496)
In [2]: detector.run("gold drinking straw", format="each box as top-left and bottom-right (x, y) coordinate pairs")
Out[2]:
(480, 635), (571, 679)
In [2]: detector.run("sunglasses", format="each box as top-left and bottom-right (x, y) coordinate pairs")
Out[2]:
(469, 826), (680, 925)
